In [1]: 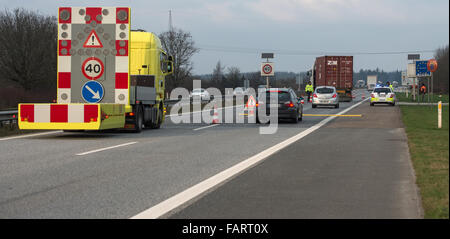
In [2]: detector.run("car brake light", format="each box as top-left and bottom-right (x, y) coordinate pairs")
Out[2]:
(332, 94), (337, 98)
(284, 101), (294, 108)
(313, 94), (318, 98)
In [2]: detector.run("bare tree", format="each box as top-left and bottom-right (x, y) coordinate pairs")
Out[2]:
(212, 61), (224, 81)
(159, 28), (199, 91)
(225, 66), (241, 89)
(0, 8), (57, 91)
(434, 45), (449, 94)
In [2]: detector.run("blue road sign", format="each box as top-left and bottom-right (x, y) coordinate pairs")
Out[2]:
(416, 60), (431, 77)
(82, 81), (104, 103)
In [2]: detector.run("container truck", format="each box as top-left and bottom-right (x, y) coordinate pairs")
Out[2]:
(19, 7), (173, 133)
(310, 56), (353, 102)
(367, 75), (377, 91)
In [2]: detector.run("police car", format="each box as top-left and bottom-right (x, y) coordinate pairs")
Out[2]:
(370, 85), (396, 106)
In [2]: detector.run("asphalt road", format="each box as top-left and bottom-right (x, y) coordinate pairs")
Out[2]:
(0, 89), (421, 218)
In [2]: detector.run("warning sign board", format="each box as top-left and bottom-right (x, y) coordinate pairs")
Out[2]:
(261, 63), (274, 76)
(82, 57), (104, 80)
(83, 30), (103, 48)
(246, 95), (257, 108)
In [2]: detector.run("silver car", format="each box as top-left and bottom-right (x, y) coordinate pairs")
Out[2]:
(312, 86), (339, 108)
(190, 88), (210, 100)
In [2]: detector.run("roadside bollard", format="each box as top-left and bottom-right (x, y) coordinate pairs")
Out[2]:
(438, 101), (442, 129)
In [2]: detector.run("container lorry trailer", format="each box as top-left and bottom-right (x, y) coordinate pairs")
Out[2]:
(19, 7), (173, 132)
(367, 75), (377, 91)
(310, 56), (353, 102)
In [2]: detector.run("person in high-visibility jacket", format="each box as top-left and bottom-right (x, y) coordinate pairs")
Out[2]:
(419, 83), (427, 102)
(305, 82), (314, 102)
(387, 81), (394, 92)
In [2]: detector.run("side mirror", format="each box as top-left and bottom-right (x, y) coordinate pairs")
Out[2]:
(298, 97), (304, 104)
(164, 56), (174, 76)
(166, 61), (173, 74)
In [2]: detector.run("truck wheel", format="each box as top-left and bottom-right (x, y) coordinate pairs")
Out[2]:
(312, 104), (317, 108)
(133, 106), (143, 133)
(149, 106), (163, 129)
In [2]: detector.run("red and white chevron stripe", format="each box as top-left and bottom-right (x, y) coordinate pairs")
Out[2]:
(20, 104), (98, 123)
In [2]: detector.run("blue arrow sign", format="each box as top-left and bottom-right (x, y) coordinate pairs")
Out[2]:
(82, 81), (104, 103)
(416, 60), (431, 77)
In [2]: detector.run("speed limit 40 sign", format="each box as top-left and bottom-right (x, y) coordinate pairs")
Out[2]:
(82, 57), (104, 80)
(261, 62), (274, 76)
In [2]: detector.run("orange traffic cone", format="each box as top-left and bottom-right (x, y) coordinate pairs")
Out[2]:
(248, 106), (255, 116)
(212, 104), (219, 124)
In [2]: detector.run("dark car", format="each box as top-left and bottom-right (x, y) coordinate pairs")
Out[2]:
(256, 88), (303, 123)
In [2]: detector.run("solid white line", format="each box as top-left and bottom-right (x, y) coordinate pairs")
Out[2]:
(0, 131), (63, 141)
(165, 104), (244, 118)
(193, 124), (219, 131)
(131, 98), (370, 219)
(76, 141), (138, 156)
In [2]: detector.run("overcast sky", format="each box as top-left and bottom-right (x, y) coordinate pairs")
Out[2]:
(1, 0), (449, 74)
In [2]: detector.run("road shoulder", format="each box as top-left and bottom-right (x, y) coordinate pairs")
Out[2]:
(169, 103), (423, 219)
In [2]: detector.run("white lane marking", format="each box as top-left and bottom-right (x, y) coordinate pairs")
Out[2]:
(0, 131), (63, 141)
(165, 105), (244, 118)
(193, 124), (219, 131)
(76, 142), (138, 156)
(131, 98), (370, 219)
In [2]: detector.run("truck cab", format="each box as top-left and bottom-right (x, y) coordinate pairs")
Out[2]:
(127, 30), (173, 131)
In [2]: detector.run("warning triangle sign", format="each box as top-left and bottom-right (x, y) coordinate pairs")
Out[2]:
(83, 30), (103, 48)
(246, 95), (257, 108)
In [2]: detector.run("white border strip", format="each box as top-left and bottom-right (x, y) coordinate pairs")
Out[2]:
(165, 104), (244, 118)
(193, 124), (219, 131)
(76, 141), (137, 156)
(0, 131), (63, 141)
(131, 98), (370, 219)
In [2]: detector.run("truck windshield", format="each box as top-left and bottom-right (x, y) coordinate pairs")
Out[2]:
(316, 88), (334, 94)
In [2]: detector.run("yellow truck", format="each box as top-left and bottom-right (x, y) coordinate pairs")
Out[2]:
(19, 7), (173, 132)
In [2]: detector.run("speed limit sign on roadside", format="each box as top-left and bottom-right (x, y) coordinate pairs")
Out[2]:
(261, 62), (274, 76)
(82, 57), (104, 80)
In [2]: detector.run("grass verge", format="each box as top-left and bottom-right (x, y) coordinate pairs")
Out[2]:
(400, 105), (449, 218)
(396, 92), (449, 103)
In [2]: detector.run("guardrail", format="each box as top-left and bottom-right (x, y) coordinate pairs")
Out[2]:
(0, 109), (18, 127)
